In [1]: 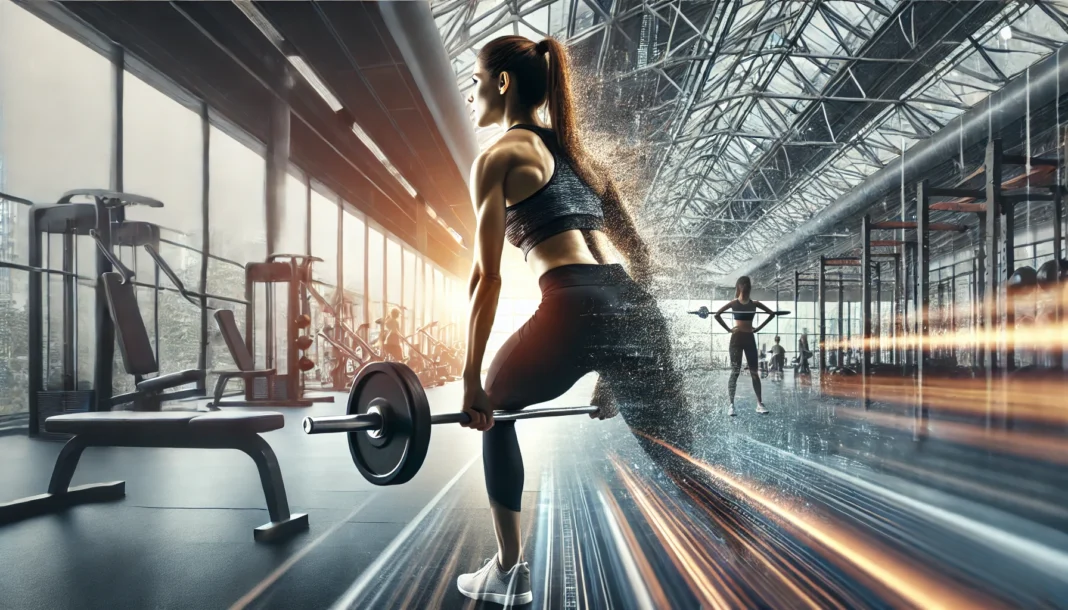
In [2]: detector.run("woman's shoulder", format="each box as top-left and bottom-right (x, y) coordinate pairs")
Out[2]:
(471, 142), (517, 185)
(476, 132), (538, 171)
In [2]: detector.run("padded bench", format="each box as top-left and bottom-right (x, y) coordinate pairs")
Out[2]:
(0, 411), (308, 543)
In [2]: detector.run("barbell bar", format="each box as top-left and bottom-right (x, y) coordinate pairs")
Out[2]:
(304, 404), (600, 435)
(302, 361), (602, 486)
(686, 306), (792, 320)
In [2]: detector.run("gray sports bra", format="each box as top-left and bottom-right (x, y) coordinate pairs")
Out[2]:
(503, 124), (605, 258)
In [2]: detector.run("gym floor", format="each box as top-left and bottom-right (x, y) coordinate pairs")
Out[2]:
(1, 371), (1066, 609)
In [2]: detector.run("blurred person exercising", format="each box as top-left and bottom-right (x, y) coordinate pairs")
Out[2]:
(380, 307), (404, 363)
(456, 35), (694, 605)
(798, 329), (812, 374)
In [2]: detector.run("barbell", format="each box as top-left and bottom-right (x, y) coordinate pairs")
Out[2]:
(302, 362), (600, 486)
(686, 306), (792, 320)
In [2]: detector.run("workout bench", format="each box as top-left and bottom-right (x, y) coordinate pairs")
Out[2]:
(0, 272), (308, 542)
(0, 410), (308, 542)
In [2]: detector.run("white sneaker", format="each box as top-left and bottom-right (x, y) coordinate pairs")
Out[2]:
(457, 556), (532, 606)
(728, 404), (736, 417)
(755, 404), (769, 415)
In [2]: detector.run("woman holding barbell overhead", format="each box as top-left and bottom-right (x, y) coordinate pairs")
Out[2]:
(457, 35), (693, 605)
(714, 276), (774, 417)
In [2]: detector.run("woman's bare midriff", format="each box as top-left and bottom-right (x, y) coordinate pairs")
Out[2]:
(525, 229), (602, 278)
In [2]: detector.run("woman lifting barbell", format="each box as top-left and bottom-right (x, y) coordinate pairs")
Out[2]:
(457, 35), (695, 604)
(713, 276), (774, 417)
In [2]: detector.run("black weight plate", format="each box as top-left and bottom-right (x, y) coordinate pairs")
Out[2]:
(346, 362), (431, 486)
(390, 362), (432, 485)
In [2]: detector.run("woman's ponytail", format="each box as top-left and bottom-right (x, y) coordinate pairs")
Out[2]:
(538, 38), (579, 161)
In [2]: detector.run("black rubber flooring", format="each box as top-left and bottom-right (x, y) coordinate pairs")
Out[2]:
(1, 371), (1066, 609)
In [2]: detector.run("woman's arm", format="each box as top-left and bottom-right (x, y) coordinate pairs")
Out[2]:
(713, 300), (735, 334)
(462, 150), (507, 387)
(752, 300), (776, 334)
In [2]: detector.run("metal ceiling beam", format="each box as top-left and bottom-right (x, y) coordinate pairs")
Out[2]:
(678, 0), (976, 226)
(733, 43), (1068, 280)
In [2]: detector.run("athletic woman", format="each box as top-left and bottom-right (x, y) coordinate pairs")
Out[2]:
(456, 35), (693, 605)
(714, 276), (774, 417)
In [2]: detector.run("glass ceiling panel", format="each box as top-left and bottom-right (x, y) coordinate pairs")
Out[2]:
(431, 0), (1068, 277)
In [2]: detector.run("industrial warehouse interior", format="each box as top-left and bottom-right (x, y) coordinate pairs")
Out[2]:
(1, 1), (1067, 608)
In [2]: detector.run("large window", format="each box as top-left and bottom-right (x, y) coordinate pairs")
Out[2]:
(205, 122), (266, 380)
(0, 1), (113, 207)
(123, 69), (204, 378)
(206, 123), (266, 299)
(423, 261), (433, 331)
(279, 172), (308, 256)
(386, 237), (402, 326)
(402, 249), (416, 336)
(310, 185), (338, 288)
(0, 1), (115, 414)
(343, 208), (365, 326)
(413, 254), (424, 333)
(433, 268), (445, 327)
(308, 186), (338, 375)
(368, 227), (384, 325)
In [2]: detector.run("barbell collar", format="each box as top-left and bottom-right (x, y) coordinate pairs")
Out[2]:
(303, 412), (382, 434)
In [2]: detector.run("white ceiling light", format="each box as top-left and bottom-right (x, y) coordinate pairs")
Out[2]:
(351, 122), (417, 197)
(232, 1), (343, 113)
(287, 56), (343, 112)
(999, 25), (1012, 41)
(232, 0), (285, 46)
(232, 0), (433, 230)
(424, 203), (464, 247)
(447, 228), (465, 247)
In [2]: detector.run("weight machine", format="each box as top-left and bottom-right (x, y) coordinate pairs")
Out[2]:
(25, 190), (165, 438)
(215, 254), (334, 407)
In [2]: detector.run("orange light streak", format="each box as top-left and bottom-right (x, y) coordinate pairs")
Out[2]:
(835, 408), (1068, 464)
(611, 456), (741, 609)
(637, 436), (1002, 610)
(597, 482), (673, 609)
(672, 481), (834, 610)
(823, 376), (1068, 426)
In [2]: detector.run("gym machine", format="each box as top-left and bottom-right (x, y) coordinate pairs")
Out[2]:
(26, 190), (165, 438)
(417, 321), (462, 377)
(220, 254), (334, 407)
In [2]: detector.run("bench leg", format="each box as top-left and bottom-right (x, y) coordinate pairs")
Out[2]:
(208, 375), (231, 411)
(236, 435), (308, 543)
(0, 436), (125, 525)
(48, 435), (89, 494)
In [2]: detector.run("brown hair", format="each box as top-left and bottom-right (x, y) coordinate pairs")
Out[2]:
(736, 276), (752, 301)
(477, 36), (651, 274)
